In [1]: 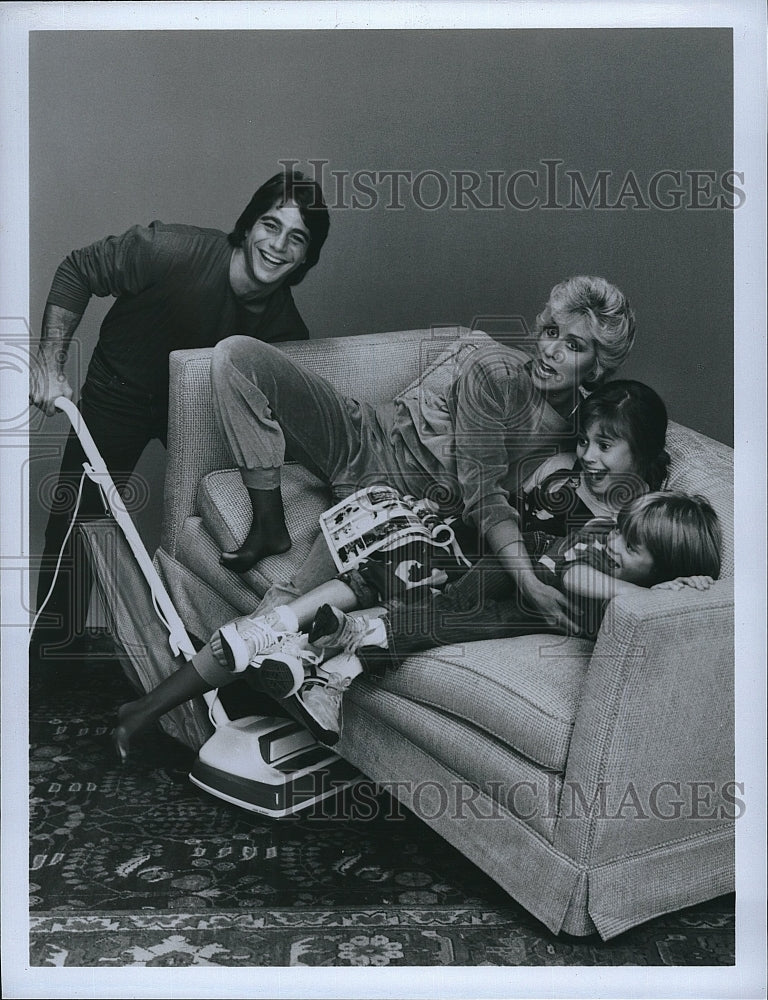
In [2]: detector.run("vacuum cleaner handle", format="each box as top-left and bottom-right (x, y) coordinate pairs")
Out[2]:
(53, 396), (197, 661)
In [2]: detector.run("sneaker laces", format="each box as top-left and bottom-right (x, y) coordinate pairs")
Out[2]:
(300, 673), (351, 732)
(250, 631), (323, 669)
(326, 611), (384, 653)
(233, 614), (288, 657)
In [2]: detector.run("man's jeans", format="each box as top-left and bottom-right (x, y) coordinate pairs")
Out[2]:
(32, 352), (167, 656)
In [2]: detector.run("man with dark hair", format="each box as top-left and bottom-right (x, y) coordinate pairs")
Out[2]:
(29, 168), (330, 663)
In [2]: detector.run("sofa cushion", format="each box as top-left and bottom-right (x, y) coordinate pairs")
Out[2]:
(197, 464), (332, 595)
(665, 421), (734, 577)
(344, 680), (563, 841)
(176, 516), (269, 615)
(275, 330), (455, 405)
(370, 633), (594, 772)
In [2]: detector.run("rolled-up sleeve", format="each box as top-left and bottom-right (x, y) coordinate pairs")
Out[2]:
(46, 222), (170, 314)
(450, 345), (546, 536)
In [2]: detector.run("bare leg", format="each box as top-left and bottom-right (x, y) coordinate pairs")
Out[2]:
(252, 532), (349, 616)
(285, 578), (359, 628)
(220, 486), (292, 572)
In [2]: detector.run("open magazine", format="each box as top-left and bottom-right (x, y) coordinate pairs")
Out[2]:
(319, 484), (471, 576)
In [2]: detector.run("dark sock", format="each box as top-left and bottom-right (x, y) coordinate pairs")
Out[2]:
(220, 486), (292, 573)
(113, 700), (153, 763)
(308, 604), (342, 645)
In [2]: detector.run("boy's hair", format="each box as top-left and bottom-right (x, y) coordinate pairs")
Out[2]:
(228, 168), (330, 285)
(579, 379), (671, 491)
(617, 491), (722, 585)
(536, 275), (636, 387)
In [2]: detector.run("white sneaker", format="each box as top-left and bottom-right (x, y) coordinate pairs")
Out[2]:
(248, 634), (323, 700)
(287, 654), (362, 745)
(218, 606), (299, 672)
(308, 604), (387, 653)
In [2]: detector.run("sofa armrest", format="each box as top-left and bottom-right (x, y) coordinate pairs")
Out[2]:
(554, 578), (735, 865)
(162, 349), (221, 557)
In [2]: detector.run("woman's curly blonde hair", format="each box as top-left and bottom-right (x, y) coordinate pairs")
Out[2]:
(535, 275), (637, 386)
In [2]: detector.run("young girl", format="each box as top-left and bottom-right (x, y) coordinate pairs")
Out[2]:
(113, 379), (671, 757)
(516, 377), (670, 539)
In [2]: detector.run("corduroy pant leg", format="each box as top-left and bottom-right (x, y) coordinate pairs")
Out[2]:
(210, 335), (392, 493)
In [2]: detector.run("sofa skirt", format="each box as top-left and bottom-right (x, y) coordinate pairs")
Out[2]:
(336, 694), (596, 937)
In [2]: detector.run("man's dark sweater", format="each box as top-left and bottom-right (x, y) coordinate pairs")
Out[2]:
(47, 221), (309, 400)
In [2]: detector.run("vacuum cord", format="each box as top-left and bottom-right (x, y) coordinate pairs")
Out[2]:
(30, 470), (87, 635)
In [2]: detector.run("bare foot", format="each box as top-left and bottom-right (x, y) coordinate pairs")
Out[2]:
(112, 700), (151, 763)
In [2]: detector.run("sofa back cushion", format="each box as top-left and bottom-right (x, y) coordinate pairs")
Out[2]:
(392, 329), (493, 398)
(274, 327), (475, 404)
(665, 421), (734, 578)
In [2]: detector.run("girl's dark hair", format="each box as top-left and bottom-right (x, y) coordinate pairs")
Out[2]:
(227, 168), (330, 285)
(617, 490), (722, 585)
(579, 379), (670, 491)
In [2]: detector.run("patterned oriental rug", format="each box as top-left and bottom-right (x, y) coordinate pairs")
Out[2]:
(28, 638), (735, 969)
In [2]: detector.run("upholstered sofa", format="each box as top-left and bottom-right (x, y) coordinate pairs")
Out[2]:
(151, 328), (735, 941)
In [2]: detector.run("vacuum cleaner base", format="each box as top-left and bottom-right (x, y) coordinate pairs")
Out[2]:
(189, 715), (362, 818)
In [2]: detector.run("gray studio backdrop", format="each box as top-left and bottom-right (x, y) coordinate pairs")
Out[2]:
(28, 28), (734, 615)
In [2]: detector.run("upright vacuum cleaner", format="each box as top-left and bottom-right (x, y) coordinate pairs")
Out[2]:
(43, 397), (361, 818)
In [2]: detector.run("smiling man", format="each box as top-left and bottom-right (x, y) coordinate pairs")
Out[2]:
(230, 201), (313, 300)
(29, 168), (330, 664)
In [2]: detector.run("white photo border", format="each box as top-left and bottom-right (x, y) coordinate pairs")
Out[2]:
(1, 2), (765, 998)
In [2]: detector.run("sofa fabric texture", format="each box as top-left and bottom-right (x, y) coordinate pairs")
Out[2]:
(152, 330), (735, 940)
